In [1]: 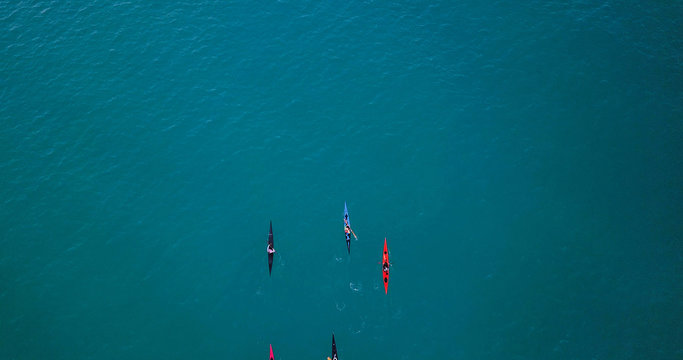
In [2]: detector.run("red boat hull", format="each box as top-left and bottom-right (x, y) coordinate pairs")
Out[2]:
(382, 238), (389, 294)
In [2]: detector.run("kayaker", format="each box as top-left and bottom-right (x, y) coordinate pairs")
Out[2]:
(344, 219), (357, 240)
(383, 263), (389, 272)
(267, 243), (276, 254)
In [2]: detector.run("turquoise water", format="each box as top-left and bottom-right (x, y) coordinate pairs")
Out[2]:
(2, 1), (682, 359)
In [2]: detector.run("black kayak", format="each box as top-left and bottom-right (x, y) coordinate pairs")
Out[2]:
(331, 333), (337, 359)
(268, 221), (274, 275)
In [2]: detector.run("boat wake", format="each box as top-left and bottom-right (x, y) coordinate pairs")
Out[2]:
(335, 302), (346, 311)
(349, 317), (366, 334)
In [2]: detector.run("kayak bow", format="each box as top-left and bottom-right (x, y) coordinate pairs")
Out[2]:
(331, 333), (338, 360)
(269, 344), (274, 360)
(268, 221), (274, 276)
(382, 238), (389, 294)
(344, 202), (350, 254)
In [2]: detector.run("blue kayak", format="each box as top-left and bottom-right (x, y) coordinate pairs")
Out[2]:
(343, 203), (351, 253)
(268, 221), (274, 275)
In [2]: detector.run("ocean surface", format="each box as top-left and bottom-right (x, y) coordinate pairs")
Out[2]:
(1, 1), (682, 359)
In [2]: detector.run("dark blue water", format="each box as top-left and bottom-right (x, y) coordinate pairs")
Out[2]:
(2, 1), (682, 359)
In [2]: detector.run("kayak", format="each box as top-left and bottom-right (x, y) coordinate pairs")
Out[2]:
(268, 221), (274, 276)
(331, 333), (338, 360)
(269, 344), (274, 360)
(343, 202), (350, 254)
(382, 238), (389, 294)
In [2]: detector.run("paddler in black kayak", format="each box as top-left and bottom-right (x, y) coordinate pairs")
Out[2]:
(267, 243), (276, 254)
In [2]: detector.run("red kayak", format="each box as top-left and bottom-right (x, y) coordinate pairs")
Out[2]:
(382, 238), (390, 294)
(269, 344), (274, 360)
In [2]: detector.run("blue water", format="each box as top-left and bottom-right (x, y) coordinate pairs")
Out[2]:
(2, 1), (682, 359)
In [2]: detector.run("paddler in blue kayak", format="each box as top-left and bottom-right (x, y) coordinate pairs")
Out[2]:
(344, 219), (357, 240)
